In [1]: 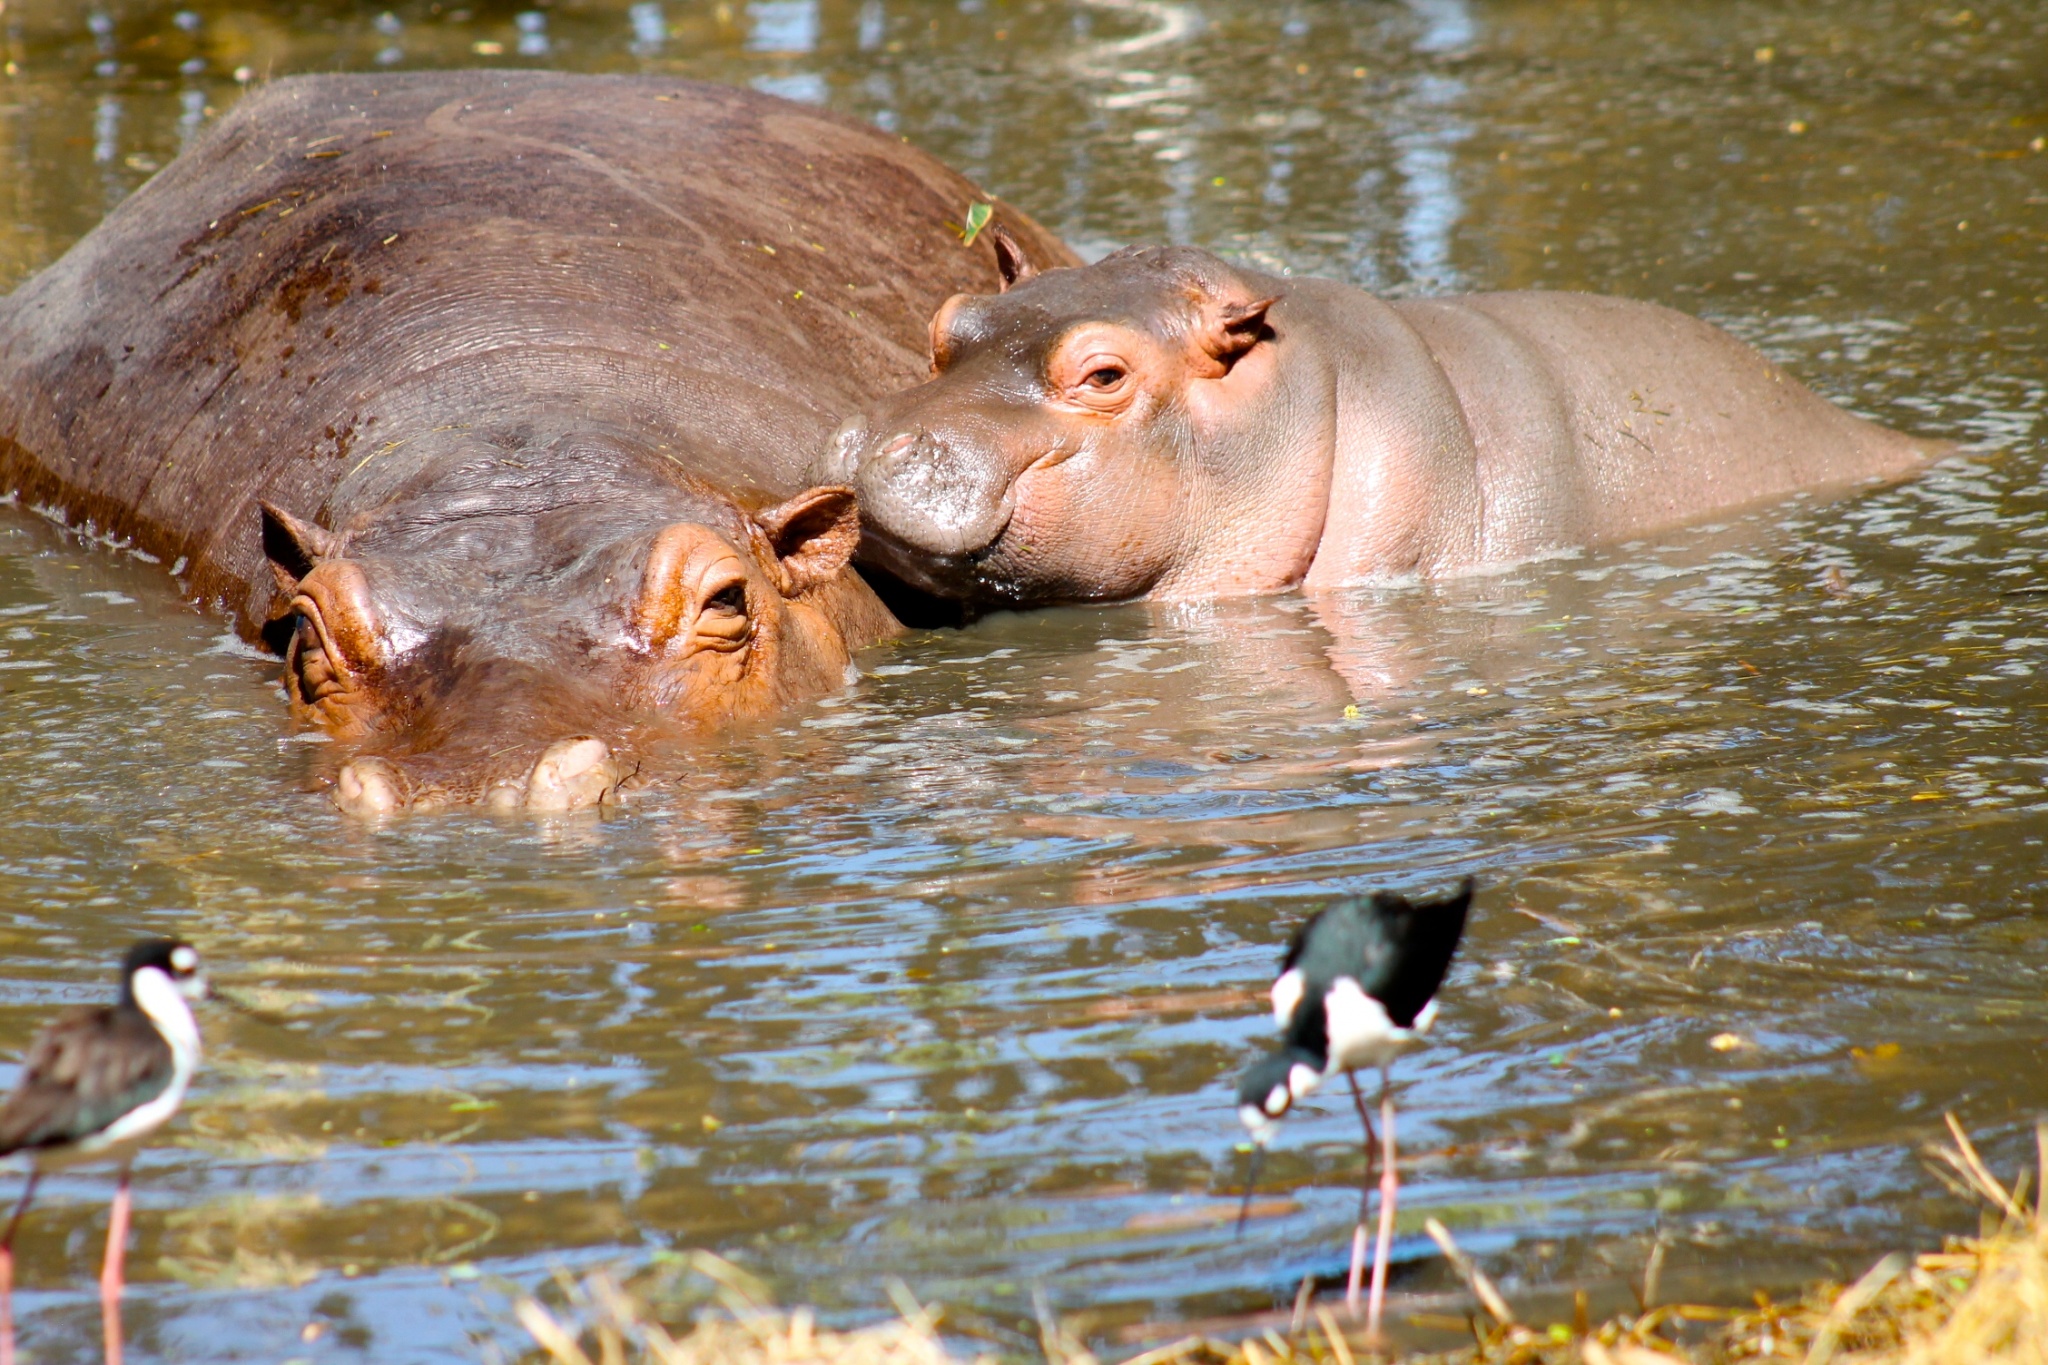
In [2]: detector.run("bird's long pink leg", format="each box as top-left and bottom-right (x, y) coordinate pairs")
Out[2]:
(100, 1168), (130, 1365)
(1345, 1072), (1377, 1318)
(1366, 1076), (1398, 1338)
(0, 1173), (37, 1365)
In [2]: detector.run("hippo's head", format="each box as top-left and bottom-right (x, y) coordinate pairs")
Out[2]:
(263, 429), (867, 815)
(817, 240), (1283, 610)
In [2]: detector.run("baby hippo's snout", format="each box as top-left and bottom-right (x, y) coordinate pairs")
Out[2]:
(817, 414), (1026, 602)
(814, 415), (866, 486)
(333, 736), (624, 817)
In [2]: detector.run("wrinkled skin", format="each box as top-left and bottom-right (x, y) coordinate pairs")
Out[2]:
(263, 448), (870, 814)
(0, 72), (1074, 813)
(820, 243), (1943, 610)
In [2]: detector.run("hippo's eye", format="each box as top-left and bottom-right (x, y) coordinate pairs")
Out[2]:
(1060, 354), (1137, 413)
(689, 571), (753, 649)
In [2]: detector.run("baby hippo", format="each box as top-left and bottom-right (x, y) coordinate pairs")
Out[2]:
(820, 234), (1942, 609)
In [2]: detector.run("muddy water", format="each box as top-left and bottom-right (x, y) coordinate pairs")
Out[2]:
(0, 0), (2044, 1359)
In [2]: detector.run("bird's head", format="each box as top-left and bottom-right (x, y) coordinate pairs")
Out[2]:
(1235, 1046), (1323, 1146)
(124, 938), (210, 1005)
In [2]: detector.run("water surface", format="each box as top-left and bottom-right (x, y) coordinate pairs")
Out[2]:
(0, 0), (2044, 1359)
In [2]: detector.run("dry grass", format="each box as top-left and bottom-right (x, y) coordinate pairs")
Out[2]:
(518, 1116), (2048, 1365)
(515, 1250), (993, 1365)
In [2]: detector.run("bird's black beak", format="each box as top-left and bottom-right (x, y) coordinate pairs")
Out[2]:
(209, 985), (289, 1026)
(1236, 1143), (1265, 1239)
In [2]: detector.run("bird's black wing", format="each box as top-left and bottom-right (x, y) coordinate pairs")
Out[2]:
(0, 1005), (175, 1154)
(1362, 877), (1473, 1028)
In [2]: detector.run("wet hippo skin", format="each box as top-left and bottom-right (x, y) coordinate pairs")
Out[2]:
(0, 71), (1075, 813)
(821, 241), (1944, 610)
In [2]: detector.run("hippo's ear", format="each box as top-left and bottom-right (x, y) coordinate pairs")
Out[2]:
(989, 222), (1039, 293)
(756, 486), (861, 596)
(260, 501), (338, 591)
(1200, 296), (1278, 371)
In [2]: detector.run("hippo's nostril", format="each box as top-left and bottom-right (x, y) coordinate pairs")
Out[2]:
(815, 417), (866, 485)
(335, 757), (407, 817)
(525, 736), (620, 813)
(877, 431), (917, 463)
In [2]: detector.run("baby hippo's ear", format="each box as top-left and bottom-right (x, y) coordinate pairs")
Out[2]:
(756, 486), (861, 596)
(1193, 294), (1278, 375)
(989, 222), (1039, 292)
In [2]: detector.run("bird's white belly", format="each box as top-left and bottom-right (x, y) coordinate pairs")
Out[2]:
(85, 1076), (188, 1151)
(29, 1076), (191, 1172)
(1322, 979), (1432, 1074)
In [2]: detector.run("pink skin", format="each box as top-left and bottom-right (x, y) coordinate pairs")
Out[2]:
(824, 244), (1944, 613)
(1368, 1092), (1396, 1332)
(997, 314), (1332, 601)
(101, 1169), (129, 1365)
(0, 1172), (34, 1365)
(0, 1247), (10, 1365)
(1342, 1073), (1399, 1333)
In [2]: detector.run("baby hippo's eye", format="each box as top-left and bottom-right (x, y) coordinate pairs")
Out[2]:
(1052, 329), (1144, 411)
(705, 582), (746, 615)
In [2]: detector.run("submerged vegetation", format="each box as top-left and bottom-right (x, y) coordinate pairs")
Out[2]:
(519, 1119), (2048, 1365)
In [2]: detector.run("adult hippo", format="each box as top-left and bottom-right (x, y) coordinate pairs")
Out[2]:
(0, 72), (1072, 813)
(818, 240), (1941, 609)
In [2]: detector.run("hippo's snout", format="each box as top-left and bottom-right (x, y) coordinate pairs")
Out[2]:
(823, 415), (1022, 603)
(517, 736), (623, 813)
(336, 735), (624, 817)
(335, 756), (409, 817)
(854, 429), (1014, 557)
(816, 415), (865, 486)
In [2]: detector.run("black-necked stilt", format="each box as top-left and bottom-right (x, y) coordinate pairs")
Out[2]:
(1235, 878), (1472, 1333)
(0, 938), (208, 1365)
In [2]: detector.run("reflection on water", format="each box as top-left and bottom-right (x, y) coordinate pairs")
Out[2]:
(1387, 0), (1474, 289)
(0, 0), (2045, 1360)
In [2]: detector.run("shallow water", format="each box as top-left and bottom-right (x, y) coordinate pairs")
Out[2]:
(0, 0), (2045, 1360)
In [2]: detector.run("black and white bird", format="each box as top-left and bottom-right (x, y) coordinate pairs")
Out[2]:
(1235, 878), (1472, 1331)
(0, 938), (208, 1365)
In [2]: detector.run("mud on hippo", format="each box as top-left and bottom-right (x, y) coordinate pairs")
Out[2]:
(821, 236), (1944, 610)
(0, 72), (1073, 813)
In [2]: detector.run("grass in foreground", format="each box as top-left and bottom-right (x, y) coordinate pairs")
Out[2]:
(518, 1116), (2048, 1365)
(514, 1250), (993, 1365)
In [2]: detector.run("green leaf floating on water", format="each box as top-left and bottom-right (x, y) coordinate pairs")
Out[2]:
(960, 201), (993, 246)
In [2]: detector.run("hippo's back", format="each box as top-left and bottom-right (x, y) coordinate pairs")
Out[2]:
(1391, 290), (1939, 551)
(0, 72), (1074, 630)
